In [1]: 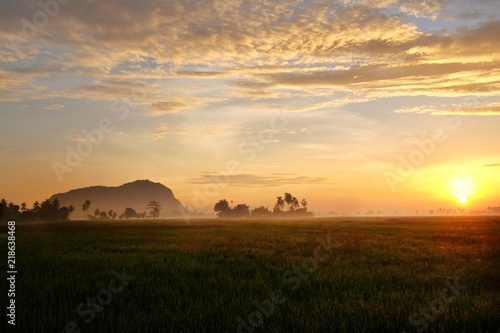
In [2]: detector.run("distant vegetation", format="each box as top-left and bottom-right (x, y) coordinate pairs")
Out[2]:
(0, 198), (74, 221)
(2, 195), (500, 222)
(85, 200), (163, 220)
(213, 192), (313, 218)
(0, 197), (164, 222)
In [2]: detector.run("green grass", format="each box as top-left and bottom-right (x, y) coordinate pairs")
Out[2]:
(1, 216), (499, 332)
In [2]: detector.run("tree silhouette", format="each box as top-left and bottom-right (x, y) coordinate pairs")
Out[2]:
(291, 196), (299, 211)
(3, 201), (20, 221)
(272, 193), (312, 216)
(0, 199), (6, 219)
(284, 193), (293, 210)
(233, 204), (250, 217)
(52, 198), (60, 209)
(488, 206), (500, 214)
(82, 200), (91, 219)
(123, 207), (138, 219)
(0, 198), (86, 221)
(274, 196), (284, 213)
(68, 205), (75, 219)
(147, 200), (162, 219)
(214, 199), (232, 218)
(300, 199), (307, 209)
(38, 199), (69, 221)
(251, 206), (271, 217)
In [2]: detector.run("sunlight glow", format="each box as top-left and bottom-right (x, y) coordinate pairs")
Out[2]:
(450, 177), (476, 205)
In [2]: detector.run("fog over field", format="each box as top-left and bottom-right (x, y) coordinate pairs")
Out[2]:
(0, 0), (499, 214)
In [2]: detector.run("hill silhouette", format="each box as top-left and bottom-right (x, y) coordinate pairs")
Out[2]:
(50, 180), (185, 219)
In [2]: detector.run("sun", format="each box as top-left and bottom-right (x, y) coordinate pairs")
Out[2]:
(450, 177), (476, 205)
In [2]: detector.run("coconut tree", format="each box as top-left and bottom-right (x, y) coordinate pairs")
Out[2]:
(68, 205), (75, 219)
(274, 196), (284, 213)
(82, 200), (91, 219)
(284, 193), (293, 210)
(291, 196), (299, 211)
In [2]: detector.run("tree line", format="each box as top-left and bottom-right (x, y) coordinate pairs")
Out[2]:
(213, 192), (313, 218)
(0, 198), (74, 221)
(0, 198), (163, 221)
(82, 200), (163, 220)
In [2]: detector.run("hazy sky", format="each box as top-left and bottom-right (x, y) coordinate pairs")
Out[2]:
(1, 0), (499, 214)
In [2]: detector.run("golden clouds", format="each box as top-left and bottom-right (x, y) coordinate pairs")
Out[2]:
(188, 173), (329, 187)
(0, 0), (423, 65)
(149, 101), (188, 115)
(0, 0), (498, 113)
(394, 102), (500, 115)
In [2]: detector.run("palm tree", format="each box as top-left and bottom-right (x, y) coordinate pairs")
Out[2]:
(20, 202), (27, 212)
(291, 197), (299, 211)
(274, 196), (284, 213)
(82, 200), (91, 219)
(52, 198), (60, 209)
(68, 205), (75, 219)
(284, 193), (293, 211)
(33, 201), (40, 211)
(94, 208), (101, 218)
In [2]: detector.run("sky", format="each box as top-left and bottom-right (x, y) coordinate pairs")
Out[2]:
(0, 0), (499, 214)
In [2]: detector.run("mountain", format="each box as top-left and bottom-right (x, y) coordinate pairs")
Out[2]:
(50, 180), (186, 219)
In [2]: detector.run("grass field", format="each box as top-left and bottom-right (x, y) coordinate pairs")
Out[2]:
(1, 216), (499, 332)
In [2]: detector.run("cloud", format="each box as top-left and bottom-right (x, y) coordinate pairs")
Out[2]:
(175, 71), (227, 78)
(241, 60), (500, 96)
(0, 0), (424, 67)
(42, 104), (65, 110)
(483, 163), (500, 168)
(149, 101), (188, 115)
(228, 21), (500, 105)
(146, 123), (245, 140)
(0, 69), (40, 101)
(0, 0), (498, 111)
(188, 173), (330, 187)
(74, 80), (153, 100)
(339, 0), (447, 19)
(72, 134), (98, 143)
(394, 102), (500, 115)
(399, 0), (446, 19)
